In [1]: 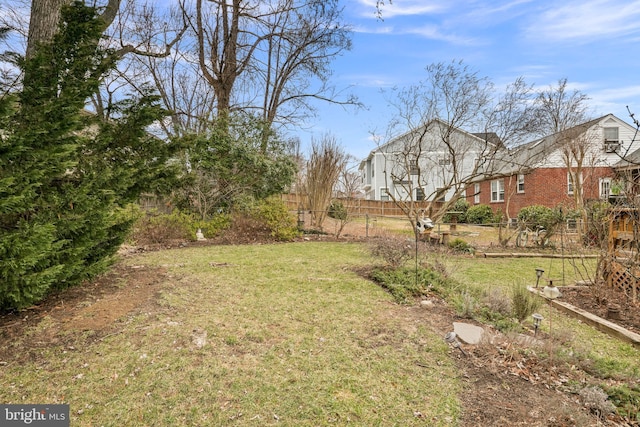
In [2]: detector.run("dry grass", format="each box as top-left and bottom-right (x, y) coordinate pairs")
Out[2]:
(0, 242), (460, 426)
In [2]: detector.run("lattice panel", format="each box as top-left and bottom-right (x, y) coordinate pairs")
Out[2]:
(608, 261), (639, 305)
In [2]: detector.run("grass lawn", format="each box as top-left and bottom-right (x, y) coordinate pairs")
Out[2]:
(3, 241), (639, 426)
(439, 253), (640, 381)
(0, 242), (460, 426)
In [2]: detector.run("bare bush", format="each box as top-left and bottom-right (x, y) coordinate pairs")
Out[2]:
(579, 386), (616, 419)
(483, 288), (512, 316)
(368, 236), (414, 268)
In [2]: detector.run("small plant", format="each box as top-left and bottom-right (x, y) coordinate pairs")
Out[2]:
(482, 288), (512, 316)
(369, 266), (456, 304)
(368, 237), (414, 268)
(511, 283), (541, 323)
(604, 383), (640, 422)
(458, 290), (477, 318)
(448, 238), (474, 254)
(579, 386), (616, 420)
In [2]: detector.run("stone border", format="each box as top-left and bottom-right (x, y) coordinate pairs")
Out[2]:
(528, 287), (640, 348)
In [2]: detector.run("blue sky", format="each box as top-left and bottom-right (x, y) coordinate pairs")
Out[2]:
(299, 0), (640, 161)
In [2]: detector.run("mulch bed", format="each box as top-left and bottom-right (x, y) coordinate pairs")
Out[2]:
(558, 285), (640, 336)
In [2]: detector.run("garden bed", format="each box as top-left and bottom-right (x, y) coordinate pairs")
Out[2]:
(558, 285), (640, 336)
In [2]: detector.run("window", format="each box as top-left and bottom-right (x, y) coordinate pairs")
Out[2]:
(410, 159), (419, 175)
(474, 183), (480, 204)
(604, 127), (619, 142)
(491, 179), (504, 202)
(604, 127), (620, 152)
(517, 174), (525, 193)
(435, 188), (445, 202)
(438, 157), (451, 166)
(415, 188), (425, 201)
(380, 188), (389, 201)
(567, 172), (583, 195)
(600, 178), (611, 199)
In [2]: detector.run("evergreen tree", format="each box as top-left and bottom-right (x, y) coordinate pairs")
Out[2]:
(0, 2), (178, 310)
(176, 115), (296, 218)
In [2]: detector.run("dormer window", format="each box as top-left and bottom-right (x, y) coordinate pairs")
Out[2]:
(438, 157), (451, 166)
(604, 127), (620, 152)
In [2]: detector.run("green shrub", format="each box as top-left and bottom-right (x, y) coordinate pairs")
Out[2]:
(517, 205), (563, 230)
(328, 200), (348, 220)
(194, 214), (231, 239)
(255, 196), (300, 241)
(448, 238), (474, 254)
(369, 266), (453, 304)
(442, 199), (470, 223)
(603, 383), (640, 421)
(466, 204), (496, 224)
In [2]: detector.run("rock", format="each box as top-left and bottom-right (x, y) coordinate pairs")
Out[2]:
(420, 300), (434, 308)
(453, 322), (484, 345)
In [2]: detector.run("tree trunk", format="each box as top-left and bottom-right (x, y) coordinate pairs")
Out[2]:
(26, 0), (69, 59)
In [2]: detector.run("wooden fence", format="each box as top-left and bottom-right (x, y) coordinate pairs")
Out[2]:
(280, 193), (442, 218)
(608, 208), (640, 304)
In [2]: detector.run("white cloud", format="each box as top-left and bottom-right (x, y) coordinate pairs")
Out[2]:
(526, 0), (640, 42)
(404, 25), (481, 45)
(352, 24), (395, 34)
(354, 0), (447, 19)
(593, 85), (640, 102)
(343, 73), (399, 88)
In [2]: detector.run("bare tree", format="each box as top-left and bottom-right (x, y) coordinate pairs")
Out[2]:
(254, 0), (354, 134)
(378, 60), (537, 238)
(189, 0), (355, 145)
(25, 0), (120, 59)
(20, 0), (187, 96)
(330, 156), (360, 237)
(112, 4), (215, 138)
(305, 134), (347, 229)
(534, 78), (593, 219)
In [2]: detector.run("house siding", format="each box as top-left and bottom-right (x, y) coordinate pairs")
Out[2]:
(467, 166), (614, 218)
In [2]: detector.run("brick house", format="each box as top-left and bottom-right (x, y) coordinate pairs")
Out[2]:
(466, 114), (640, 220)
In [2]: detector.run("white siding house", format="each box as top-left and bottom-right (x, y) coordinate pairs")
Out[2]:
(359, 119), (501, 202)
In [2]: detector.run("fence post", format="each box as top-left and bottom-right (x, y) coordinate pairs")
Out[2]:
(366, 213), (369, 238)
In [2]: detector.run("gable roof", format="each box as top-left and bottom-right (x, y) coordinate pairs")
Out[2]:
(489, 114), (626, 177)
(361, 118), (503, 161)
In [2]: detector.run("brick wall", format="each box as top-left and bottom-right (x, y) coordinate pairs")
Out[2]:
(466, 167), (614, 219)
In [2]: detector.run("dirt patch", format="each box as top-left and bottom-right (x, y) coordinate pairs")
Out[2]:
(0, 264), (166, 365)
(403, 299), (627, 426)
